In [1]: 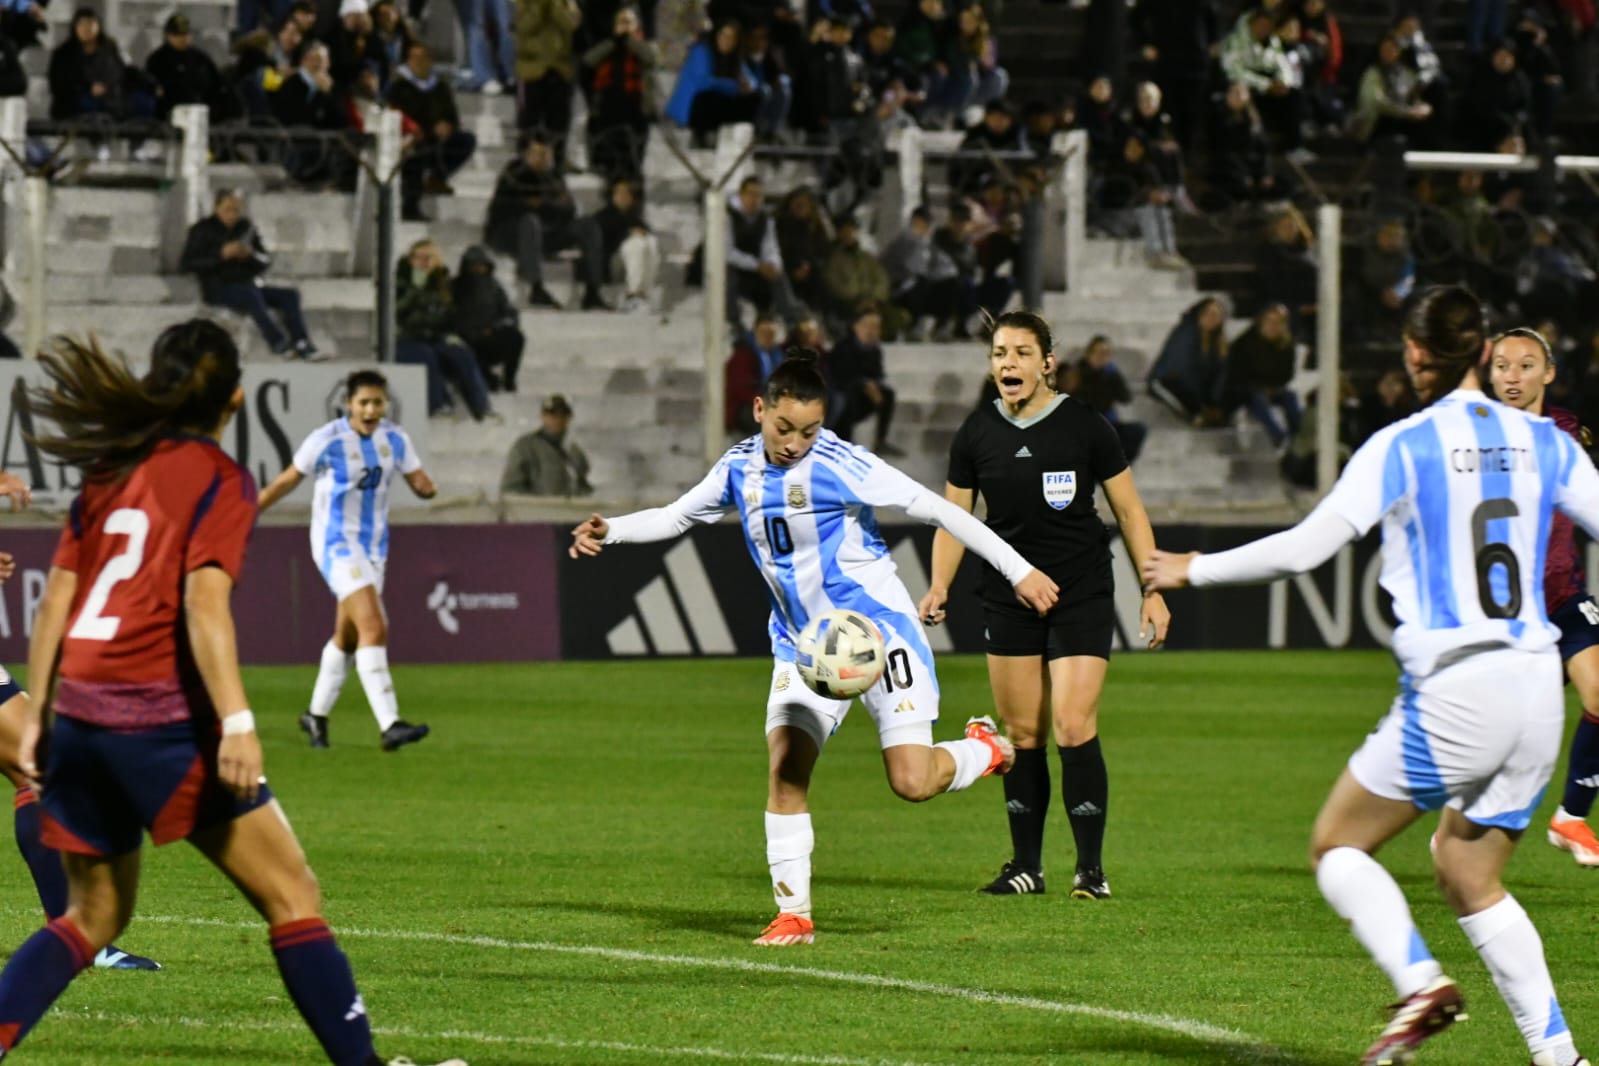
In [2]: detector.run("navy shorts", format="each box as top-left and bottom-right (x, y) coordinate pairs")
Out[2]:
(1553, 594), (1599, 663)
(39, 715), (274, 857)
(983, 595), (1115, 661)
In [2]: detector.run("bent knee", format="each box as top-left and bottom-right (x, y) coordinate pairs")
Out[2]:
(886, 768), (939, 803)
(355, 618), (388, 646)
(259, 866), (323, 927)
(64, 902), (129, 951)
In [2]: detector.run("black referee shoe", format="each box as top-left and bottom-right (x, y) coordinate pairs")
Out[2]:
(978, 862), (1046, 895)
(299, 711), (329, 749)
(1071, 867), (1111, 900)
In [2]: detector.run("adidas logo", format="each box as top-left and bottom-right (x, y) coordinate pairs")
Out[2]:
(607, 540), (737, 656)
(1070, 801), (1103, 817)
(344, 995), (367, 1023)
(1578, 774), (1599, 789)
(1005, 799), (1032, 814)
(1014, 446), (1033, 458)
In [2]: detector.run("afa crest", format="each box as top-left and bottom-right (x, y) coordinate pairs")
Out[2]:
(1042, 471), (1077, 510)
(787, 483), (807, 509)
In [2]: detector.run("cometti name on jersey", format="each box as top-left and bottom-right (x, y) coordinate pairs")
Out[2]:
(1449, 445), (1536, 474)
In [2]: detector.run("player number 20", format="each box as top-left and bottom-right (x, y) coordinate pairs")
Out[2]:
(1471, 498), (1522, 620)
(68, 507), (149, 642)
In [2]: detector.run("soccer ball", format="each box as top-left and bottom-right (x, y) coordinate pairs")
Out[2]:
(795, 609), (887, 698)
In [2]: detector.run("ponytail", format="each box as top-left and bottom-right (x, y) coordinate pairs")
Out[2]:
(25, 319), (242, 481)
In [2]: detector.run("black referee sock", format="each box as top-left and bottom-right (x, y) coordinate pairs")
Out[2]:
(1002, 747), (1050, 872)
(1059, 737), (1108, 872)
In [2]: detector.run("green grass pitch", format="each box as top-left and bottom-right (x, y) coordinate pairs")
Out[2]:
(3, 651), (1597, 1065)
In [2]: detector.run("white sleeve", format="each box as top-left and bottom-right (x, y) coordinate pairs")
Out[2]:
(1315, 426), (1405, 537)
(395, 428), (423, 474)
(603, 458), (733, 544)
(1554, 432), (1599, 541)
(292, 425), (331, 475)
(1188, 505), (1360, 587)
(839, 450), (1035, 586)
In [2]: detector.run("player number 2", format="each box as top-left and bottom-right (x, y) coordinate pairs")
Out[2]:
(880, 648), (914, 692)
(68, 507), (149, 642)
(355, 466), (382, 490)
(1471, 498), (1522, 620)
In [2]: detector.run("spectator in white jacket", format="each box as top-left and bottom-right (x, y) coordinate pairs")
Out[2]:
(1221, 8), (1310, 161)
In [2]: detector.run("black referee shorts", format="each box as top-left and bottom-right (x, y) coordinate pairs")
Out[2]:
(983, 595), (1115, 661)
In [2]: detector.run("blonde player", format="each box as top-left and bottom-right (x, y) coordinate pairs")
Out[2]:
(571, 354), (1059, 946)
(259, 370), (438, 750)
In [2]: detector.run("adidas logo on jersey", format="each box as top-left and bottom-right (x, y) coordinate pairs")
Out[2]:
(1070, 802), (1103, 817)
(1014, 446), (1033, 458)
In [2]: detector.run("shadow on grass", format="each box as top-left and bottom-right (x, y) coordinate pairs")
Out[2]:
(531, 898), (893, 939)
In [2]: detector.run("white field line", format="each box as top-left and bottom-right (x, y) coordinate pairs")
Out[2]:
(49, 1007), (948, 1066)
(128, 913), (1267, 1050)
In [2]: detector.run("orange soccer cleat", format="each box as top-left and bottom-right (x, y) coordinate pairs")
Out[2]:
(752, 912), (815, 947)
(964, 716), (1016, 776)
(1548, 816), (1599, 868)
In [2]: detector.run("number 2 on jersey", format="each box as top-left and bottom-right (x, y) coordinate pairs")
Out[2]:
(68, 508), (149, 642)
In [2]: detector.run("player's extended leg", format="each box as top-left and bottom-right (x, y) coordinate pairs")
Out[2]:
(344, 587), (428, 752)
(189, 801), (410, 1066)
(1311, 769), (1460, 1066)
(0, 848), (140, 1056)
(1550, 646), (1599, 866)
(0, 692), (158, 972)
(1049, 655), (1111, 900)
(1435, 809), (1585, 1066)
(301, 601), (358, 749)
(760, 723), (820, 944)
(980, 654), (1051, 894)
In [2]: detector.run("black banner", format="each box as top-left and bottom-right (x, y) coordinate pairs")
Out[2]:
(556, 523), (1398, 659)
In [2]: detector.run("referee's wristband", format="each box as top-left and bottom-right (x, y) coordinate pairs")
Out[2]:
(221, 710), (257, 736)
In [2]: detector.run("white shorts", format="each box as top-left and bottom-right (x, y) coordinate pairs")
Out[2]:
(1348, 647), (1564, 830)
(316, 543), (386, 601)
(764, 620), (941, 751)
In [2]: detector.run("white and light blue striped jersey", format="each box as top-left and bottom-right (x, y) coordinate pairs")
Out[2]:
(1322, 390), (1599, 678)
(610, 430), (943, 671)
(292, 417), (423, 569)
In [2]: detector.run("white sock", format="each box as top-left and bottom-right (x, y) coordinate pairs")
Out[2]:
(765, 812), (813, 917)
(354, 646), (400, 732)
(935, 737), (989, 792)
(308, 641), (352, 718)
(1316, 846), (1442, 998)
(1553, 806), (1582, 824)
(1459, 895), (1577, 1061)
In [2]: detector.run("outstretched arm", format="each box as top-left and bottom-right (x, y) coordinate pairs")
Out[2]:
(406, 468), (438, 499)
(1142, 506), (1359, 591)
(903, 487), (1059, 616)
(570, 460), (732, 558)
(256, 466), (304, 512)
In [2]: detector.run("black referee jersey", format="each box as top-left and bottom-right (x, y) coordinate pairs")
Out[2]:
(947, 394), (1129, 605)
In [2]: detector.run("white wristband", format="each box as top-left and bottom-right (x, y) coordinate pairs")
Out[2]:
(221, 710), (256, 736)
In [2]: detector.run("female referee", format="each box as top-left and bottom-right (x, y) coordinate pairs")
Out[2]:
(1144, 286), (1596, 1066)
(918, 310), (1170, 901)
(1487, 328), (1599, 867)
(258, 369), (438, 752)
(0, 321), (463, 1066)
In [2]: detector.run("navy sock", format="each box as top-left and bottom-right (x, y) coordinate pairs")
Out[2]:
(270, 919), (377, 1066)
(1001, 747), (1050, 871)
(1562, 715), (1599, 819)
(0, 917), (94, 1054)
(1059, 737), (1108, 872)
(12, 790), (67, 920)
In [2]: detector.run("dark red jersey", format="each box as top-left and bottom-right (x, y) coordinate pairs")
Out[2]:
(49, 437), (257, 728)
(1545, 406), (1589, 614)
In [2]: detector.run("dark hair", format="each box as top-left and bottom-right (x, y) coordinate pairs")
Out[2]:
(213, 187), (241, 207)
(763, 352), (830, 409)
(1491, 326), (1554, 366)
(949, 203), (972, 223)
(24, 319), (242, 481)
(853, 300), (881, 321)
(988, 309), (1054, 355)
(346, 369), (389, 397)
(739, 175), (762, 193)
(910, 206), (932, 223)
(1086, 333), (1111, 350)
(1403, 284), (1487, 393)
